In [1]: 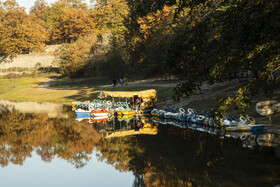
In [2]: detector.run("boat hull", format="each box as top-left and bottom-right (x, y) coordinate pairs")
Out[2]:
(225, 124), (265, 132)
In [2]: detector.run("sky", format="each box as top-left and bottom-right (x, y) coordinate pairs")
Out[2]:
(17, 0), (91, 11)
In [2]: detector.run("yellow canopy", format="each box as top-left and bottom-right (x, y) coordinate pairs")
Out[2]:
(100, 89), (156, 98)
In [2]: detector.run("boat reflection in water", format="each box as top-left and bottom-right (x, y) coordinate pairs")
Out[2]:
(90, 115), (158, 138)
(152, 117), (280, 150)
(76, 113), (280, 153)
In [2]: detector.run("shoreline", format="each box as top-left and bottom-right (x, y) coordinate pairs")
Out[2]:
(1, 75), (280, 125)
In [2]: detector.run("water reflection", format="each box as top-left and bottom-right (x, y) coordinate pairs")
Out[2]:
(0, 103), (100, 168)
(94, 115), (158, 138)
(95, 120), (280, 186)
(0, 103), (280, 186)
(92, 116), (280, 186)
(0, 100), (68, 118)
(152, 117), (280, 151)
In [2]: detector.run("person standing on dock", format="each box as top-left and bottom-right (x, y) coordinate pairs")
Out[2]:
(124, 77), (128, 86)
(113, 78), (117, 87)
(120, 77), (124, 86)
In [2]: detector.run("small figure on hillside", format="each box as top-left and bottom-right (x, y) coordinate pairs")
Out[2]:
(113, 78), (117, 87)
(124, 77), (128, 86)
(120, 77), (124, 86)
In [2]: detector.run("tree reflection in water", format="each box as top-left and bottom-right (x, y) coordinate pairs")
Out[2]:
(0, 105), (101, 168)
(0, 105), (280, 186)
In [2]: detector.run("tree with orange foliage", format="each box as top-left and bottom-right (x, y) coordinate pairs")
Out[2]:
(126, 6), (175, 74)
(137, 6), (174, 41)
(0, 0), (46, 55)
(54, 7), (95, 43)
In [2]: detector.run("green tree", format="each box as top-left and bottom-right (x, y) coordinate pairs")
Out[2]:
(124, 0), (280, 115)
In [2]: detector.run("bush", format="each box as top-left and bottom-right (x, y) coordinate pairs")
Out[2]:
(55, 34), (98, 78)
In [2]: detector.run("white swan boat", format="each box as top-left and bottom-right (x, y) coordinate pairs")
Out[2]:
(255, 100), (280, 116)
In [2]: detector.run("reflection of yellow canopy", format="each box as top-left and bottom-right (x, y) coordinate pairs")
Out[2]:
(105, 127), (157, 138)
(101, 89), (156, 98)
(117, 116), (134, 122)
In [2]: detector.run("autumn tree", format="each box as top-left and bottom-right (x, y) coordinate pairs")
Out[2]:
(42, 0), (95, 43)
(62, 0), (88, 9)
(133, 6), (175, 74)
(0, 0), (46, 55)
(91, 0), (129, 36)
(55, 8), (95, 43)
(30, 0), (49, 21)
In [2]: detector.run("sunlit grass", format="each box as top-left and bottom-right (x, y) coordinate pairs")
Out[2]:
(0, 77), (79, 103)
(50, 76), (112, 88)
(0, 77), (42, 97)
(0, 76), (175, 104)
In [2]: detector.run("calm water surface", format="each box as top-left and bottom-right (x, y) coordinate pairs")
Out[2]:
(0, 101), (280, 187)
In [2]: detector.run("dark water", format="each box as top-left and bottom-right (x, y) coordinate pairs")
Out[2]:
(0, 102), (280, 187)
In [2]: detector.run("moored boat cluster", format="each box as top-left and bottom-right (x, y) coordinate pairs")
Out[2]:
(151, 106), (266, 132)
(73, 99), (135, 122)
(73, 89), (157, 122)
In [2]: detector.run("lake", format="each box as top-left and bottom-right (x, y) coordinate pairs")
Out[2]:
(0, 101), (279, 186)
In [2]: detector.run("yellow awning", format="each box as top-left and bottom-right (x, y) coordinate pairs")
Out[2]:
(100, 89), (156, 98)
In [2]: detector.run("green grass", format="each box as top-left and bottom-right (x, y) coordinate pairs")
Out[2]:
(0, 76), (79, 103)
(50, 76), (112, 88)
(0, 77), (40, 97)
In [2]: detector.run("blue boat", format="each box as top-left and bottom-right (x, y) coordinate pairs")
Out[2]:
(225, 124), (266, 132)
(75, 109), (91, 117)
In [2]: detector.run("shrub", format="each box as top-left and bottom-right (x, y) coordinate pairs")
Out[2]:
(55, 34), (97, 78)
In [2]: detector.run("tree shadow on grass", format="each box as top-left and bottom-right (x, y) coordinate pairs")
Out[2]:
(64, 88), (101, 102)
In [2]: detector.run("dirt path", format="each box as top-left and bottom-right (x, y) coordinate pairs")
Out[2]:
(100, 77), (185, 88)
